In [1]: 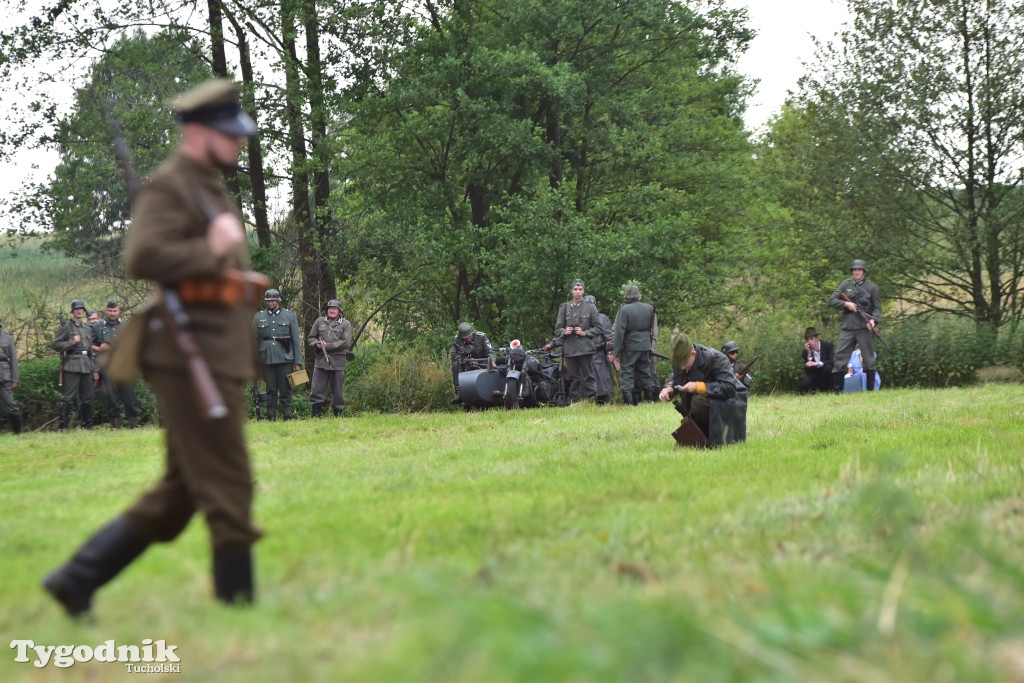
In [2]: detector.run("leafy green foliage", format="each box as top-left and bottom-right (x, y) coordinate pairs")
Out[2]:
(36, 31), (214, 262)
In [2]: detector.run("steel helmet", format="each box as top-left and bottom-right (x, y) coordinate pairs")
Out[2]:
(264, 289), (281, 301)
(70, 299), (87, 312)
(457, 322), (472, 336)
(326, 299), (342, 310)
(583, 295), (596, 305)
(722, 341), (739, 354)
(850, 259), (868, 271)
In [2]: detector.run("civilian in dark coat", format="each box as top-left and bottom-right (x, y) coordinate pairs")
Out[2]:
(798, 326), (834, 394)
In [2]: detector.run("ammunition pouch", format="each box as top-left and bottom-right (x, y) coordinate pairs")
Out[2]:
(176, 269), (271, 309)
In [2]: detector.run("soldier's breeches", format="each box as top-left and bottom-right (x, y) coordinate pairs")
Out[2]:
(0, 382), (18, 418)
(310, 368), (346, 411)
(59, 372), (94, 410)
(564, 355), (596, 399)
(100, 372), (140, 418)
(619, 349), (652, 391)
(834, 329), (876, 374)
(125, 370), (261, 549)
(263, 363), (293, 409)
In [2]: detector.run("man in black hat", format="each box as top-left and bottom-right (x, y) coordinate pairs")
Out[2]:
(829, 259), (881, 392)
(798, 327), (835, 394)
(51, 299), (98, 430)
(44, 80), (262, 620)
(92, 300), (141, 428)
(554, 279), (602, 401)
(449, 322), (495, 404)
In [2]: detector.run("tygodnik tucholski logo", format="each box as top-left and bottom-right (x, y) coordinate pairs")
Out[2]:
(10, 639), (181, 672)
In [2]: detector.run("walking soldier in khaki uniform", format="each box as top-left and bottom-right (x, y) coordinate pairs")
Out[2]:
(253, 289), (302, 420)
(51, 299), (98, 430)
(91, 300), (141, 428)
(44, 80), (263, 619)
(0, 318), (22, 435)
(307, 299), (353, 416)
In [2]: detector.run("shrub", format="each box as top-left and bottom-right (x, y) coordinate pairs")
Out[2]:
(11, 356), (157, 430)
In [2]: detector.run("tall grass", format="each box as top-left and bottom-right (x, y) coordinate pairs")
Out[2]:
(2, 385), (1022, 681)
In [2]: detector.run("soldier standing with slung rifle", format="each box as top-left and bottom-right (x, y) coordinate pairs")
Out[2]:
(51, 299), (98, 430)
(0, 317), (22, 435)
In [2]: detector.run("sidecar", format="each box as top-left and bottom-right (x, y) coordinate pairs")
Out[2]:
(457, 368), (506, 408)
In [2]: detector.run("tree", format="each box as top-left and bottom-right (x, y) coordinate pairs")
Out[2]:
(786, 0), (1024, 335)
(333, 0), (756, 344)
(37, 31), (214, 267)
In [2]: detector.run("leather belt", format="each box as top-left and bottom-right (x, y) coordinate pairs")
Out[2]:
(176, 269), (270, 309)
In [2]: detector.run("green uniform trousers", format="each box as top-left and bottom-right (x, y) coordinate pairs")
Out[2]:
(124, 369), (261, 549)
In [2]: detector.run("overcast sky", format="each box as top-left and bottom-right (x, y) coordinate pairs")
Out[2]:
(725, 0), (852, 129)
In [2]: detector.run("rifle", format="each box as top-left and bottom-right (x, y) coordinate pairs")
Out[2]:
(317, 334), (333, 367)
(252, 381), (267, 420)
(104, 97), (229, 419)
(839, 293), (892, 351)
(650, 351), (670, 361)
(735, 355), (760, 378)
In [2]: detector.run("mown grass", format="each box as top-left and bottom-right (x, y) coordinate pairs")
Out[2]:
(2, 385), (1023, 682)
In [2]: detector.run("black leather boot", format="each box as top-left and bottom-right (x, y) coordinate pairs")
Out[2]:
(833, 373), (845, 394)
(266, 406), (277, 421)
(58, 404), (70, 431)
(9, 415), (22, 434)
(111, 414), (122, 429)
(127, 416), (139, 428)
(79, 403), (94, 430)
(643, 388), (659, 403)
(213, 545), (254, 605)
(865, 370), (876, 391)
(42, 516), (150, 620)
(311, 403), (324, 417)
(622, 390), (634, 406)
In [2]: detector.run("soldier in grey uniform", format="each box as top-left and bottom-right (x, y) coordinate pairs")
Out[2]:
(307, 299), (352, 416)
(554, 279), (602, 401)
(449, 322), (495, 404)
(0, 317), (22, 435)
(584, 295), (615, 404)
(721, 341), (753, 390)
(44, 80), (262, 619)
(51, 299), (98, 430)
(829, 259), (882, 392)
(612, 284), (657, 405)
(92, 300), (141, 428)
(253, 289), (302, 420)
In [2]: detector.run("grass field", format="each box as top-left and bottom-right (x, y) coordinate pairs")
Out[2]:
(2, 386), (1023, 682)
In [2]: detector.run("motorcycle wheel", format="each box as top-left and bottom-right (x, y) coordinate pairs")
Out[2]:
(504, 377), (520, 409)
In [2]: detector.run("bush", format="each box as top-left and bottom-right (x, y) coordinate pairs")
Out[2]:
(699, 315), (1024, 393)
(346, 342), (453, 413)
(11, 356), (158, 430)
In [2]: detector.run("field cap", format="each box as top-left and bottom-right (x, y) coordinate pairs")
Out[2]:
(169, 79), (256, 138)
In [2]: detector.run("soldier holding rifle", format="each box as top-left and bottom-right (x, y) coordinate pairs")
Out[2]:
(828, 259), (882, 392)
(307, 299), (352, 416)
(51, 299), (98, 430)
(44, 80), (262, 619)
(253, 289), (302, 420)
